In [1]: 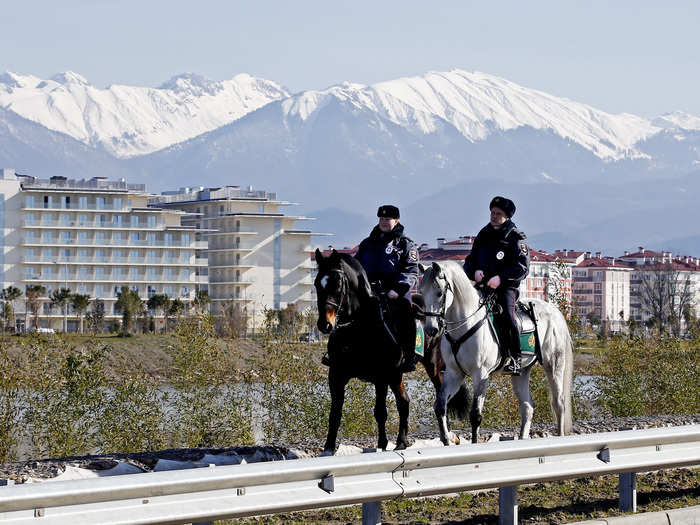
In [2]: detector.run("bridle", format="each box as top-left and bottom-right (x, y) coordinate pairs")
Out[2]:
(319, 268), (353, 329)
(423, 272), (492, 334)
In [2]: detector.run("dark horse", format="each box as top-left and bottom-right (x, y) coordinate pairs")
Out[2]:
(314, 249), (469, 455)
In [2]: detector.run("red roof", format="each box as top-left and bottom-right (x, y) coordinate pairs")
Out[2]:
(419, 248), (469, 262)
(529, 249), (557, 263)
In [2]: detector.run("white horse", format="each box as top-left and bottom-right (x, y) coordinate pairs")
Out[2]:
(419, 261), (573, 445)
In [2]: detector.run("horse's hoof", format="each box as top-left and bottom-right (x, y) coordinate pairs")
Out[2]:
(378, 440), (388, 451)
(394, 442), (408, 451)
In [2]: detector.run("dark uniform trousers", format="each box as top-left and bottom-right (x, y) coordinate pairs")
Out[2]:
(496, 288), (520, 359)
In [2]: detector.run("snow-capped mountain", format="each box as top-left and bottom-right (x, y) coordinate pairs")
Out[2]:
(282, 70), (661, 161)
(2, 68), (700, 252)
(0, 71), (288, 157)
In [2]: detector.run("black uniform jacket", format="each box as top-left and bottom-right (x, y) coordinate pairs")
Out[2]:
(463, 220), (530, 289)
(355, 223), (419, 297)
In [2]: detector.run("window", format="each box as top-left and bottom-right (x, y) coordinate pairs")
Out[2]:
(235, 220), (240, 231)
(95, 285), (105, 297)
(25, 212), (36, 226)
(180, 286), (190, 298)
(25, 248), (36, 261)
(130, 268), (139, 280)
(113, 215), (123, 226)
(78, 284), (87, 294)
(98, 214), (106, 226)
(113, 232), (122, 244)
(61, 248), (70, 260)
(164, 286), (173, 297)
(25, 267), (35, 279)
(97, 197), (105, 210)
(181, 251), (189, 262)
(79, 267), (89, 279)
(219, 205), (224, 215)
(41, 231), (53, 243)
(147, 216), (156, 228)
(182, 268), (190, 280)
(147, 250), (157, 262)
(165, 250), (174, 262)
(130, 216), (139, 227)
(43, 195), (53, 209)
(113, 198), (122, 210)
(148, 268), (157, 280)
(165, 268), (174, 281)
(181, 233), (190, 246)
(26, 231), (36, 243)
(96, 231), (106, 243)
(147, 233), (156, 246)
(79, 196), (88, 210)
(79, 214), (89, 225)
(78, 231), (88, 244)
(147, 285), (156, 298)
(96, 249), (105, 262)
(61, 196), (71, 209)
(25, 195), (35, 208)
(164, 233), (173, 246)
(60, 213), (70, 225)
(113, 267), (122, 279)
(129, 249), (139, 260)
(131, 232), (139, 244)
(258, 204), (264, 213)
(113, 249), (122, 262)
(95, 267), (105, 279)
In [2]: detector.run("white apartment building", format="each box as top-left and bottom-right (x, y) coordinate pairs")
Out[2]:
(151, 185), (328, 325)
(0, 168), (204, 331)
(618, 248), (700, 328)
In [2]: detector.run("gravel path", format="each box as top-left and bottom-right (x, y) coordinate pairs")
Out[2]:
(2, 414), (698, 484)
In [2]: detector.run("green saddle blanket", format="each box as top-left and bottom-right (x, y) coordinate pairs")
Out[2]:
(489, 302), (538, 354)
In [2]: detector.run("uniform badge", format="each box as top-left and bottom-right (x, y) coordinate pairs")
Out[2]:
(520, 242), (529, 256)
(385, 245), (393, 254)
(496, 251), (505, 260)
(408, 248), (418, 262)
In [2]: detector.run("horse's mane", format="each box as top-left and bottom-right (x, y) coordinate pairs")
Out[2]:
(432, 260), (475, 299)
(336, 252), (373, 301)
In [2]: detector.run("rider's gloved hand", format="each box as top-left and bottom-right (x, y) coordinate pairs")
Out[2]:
(387, 290), (399, 299)
(487, 275), (501, 289)
(474, 270), (484, 283)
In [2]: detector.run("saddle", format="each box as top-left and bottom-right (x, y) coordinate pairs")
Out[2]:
(488, 300), (539, 356)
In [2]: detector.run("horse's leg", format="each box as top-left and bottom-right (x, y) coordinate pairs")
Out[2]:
(374, 382), (389, 451)
(541, 328), (574, 436)
(435, 367), (464, 446)
(470, 374), (490, 444)
(389, 378), (410, 450)
(511, 368), (534, 439)
(322, 370), (348, 455)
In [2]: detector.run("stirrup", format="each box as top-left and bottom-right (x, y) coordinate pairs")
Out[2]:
(321, 353), (331, 367)
(503, 356), (521, 376)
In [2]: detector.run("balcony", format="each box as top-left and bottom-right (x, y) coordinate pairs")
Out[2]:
(24, 237), (196, 248)
(24, 255), (196, 266)
(24, 218), (163, 230)
(21, 178), (145, 192)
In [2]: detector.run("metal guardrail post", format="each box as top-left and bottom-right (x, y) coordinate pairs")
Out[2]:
(619, 472), (637, 512)
(498, 436), (518, 525)
(362, 501), (382, 524)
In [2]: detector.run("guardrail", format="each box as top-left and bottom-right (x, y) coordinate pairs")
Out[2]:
(1, 425), (699, 525)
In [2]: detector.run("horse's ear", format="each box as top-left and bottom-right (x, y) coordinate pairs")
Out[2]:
(431, 261), (443, 277)
(329, 249), (340, 262)
(418, 263), (427, 275)
(314, 248), (324, 264)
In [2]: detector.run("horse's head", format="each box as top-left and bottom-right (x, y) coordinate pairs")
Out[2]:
(314, 249), (370, 334)
(418, 261), (454, 338)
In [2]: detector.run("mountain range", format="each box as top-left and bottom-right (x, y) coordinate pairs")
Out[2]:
(1, 69), (699, 254)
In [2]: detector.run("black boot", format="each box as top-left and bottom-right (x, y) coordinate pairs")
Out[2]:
(321, 352), (331, 367)
(400, 350), (416, 373)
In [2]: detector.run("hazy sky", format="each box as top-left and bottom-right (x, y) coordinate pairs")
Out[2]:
(2, 0), (698, 116)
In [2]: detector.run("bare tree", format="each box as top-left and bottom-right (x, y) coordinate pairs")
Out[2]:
(638, 264), (695, 336)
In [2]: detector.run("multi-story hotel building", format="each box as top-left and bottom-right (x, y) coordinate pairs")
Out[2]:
(0, 168), (205, 331)
(150, 185), (328, 324)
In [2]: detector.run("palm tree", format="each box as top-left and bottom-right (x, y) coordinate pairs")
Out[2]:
(0, 286), (22, 334)
(147, 294), (171, 333)
(115, 286), (143, 336)
(193, 289), (211, 314)
(49, 288), (72, 332)
(25, 285), (46, 331)
(70, 293), (91, 334)
(168, 298), (185, 330)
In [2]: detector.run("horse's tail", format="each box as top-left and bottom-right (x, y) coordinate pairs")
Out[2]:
(561, 330), (574, 435)
(447, 383), (471, 421)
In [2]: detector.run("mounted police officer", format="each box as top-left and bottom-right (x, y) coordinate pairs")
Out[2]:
(463, 196), (530, 375)
(355, 204), (419, 372)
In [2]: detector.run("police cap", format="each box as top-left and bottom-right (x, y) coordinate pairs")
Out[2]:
(377, 204), (400, 219)
(489, 196), (516, 218)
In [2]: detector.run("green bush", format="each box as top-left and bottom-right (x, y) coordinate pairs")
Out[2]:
(593, 336), (700, 417)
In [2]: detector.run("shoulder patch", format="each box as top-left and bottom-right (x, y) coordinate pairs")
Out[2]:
(520, 241), (529, 256)
(408, 248), (418, 262)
